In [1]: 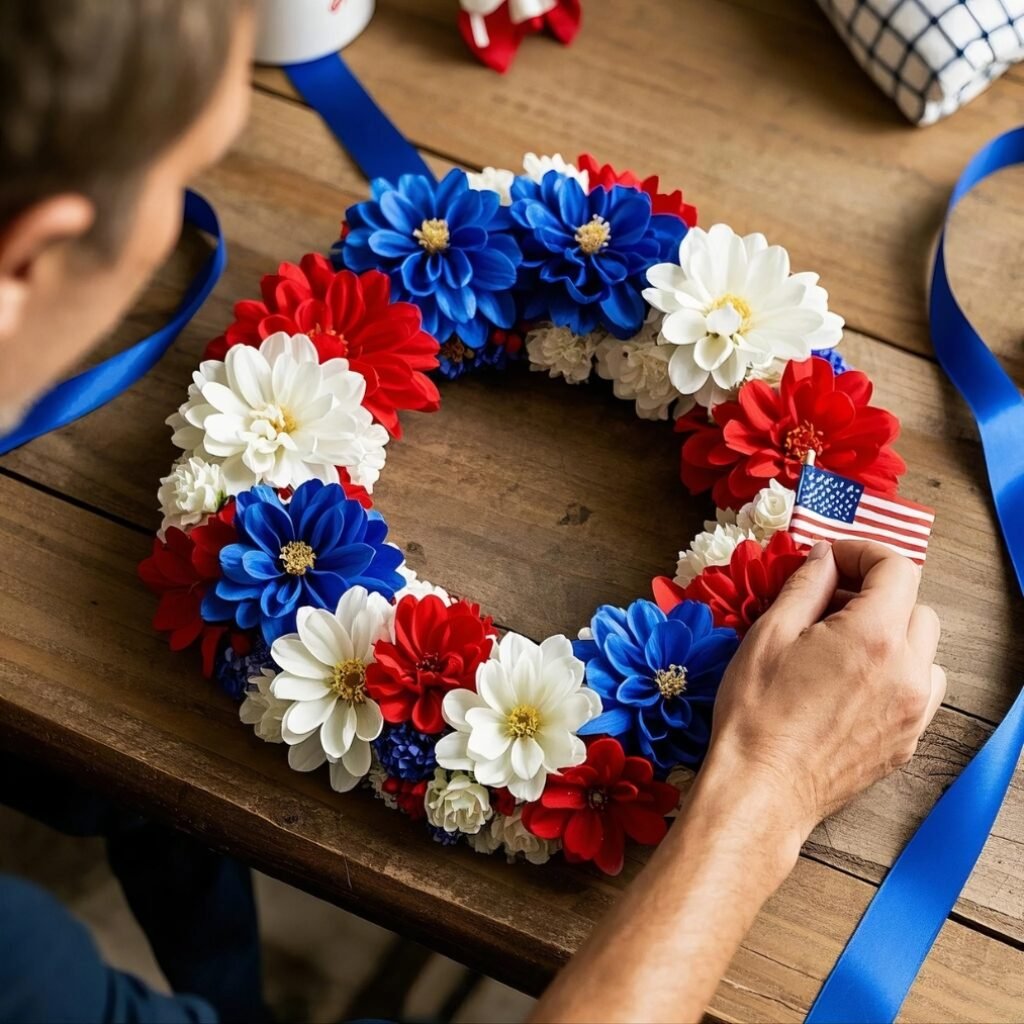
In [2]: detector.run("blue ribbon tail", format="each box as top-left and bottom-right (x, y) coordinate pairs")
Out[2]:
(0, 190), (225, 456)
(807, 124), (1024, 1023)
(285, 53), (435, 184)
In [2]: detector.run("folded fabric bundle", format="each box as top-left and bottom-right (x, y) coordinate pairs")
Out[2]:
(817, 0), (1024, 125)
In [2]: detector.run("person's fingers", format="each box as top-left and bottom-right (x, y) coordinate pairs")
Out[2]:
(907, 604), (941, 662)
(825, 588), (858, 616)
(758, 541), (839, 641)
(830, 540), (921, 628)
(920, 662), (947, 731)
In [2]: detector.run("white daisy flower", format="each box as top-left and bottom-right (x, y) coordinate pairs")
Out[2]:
(157, 455), (228, 538)
(734, 479), (795, 541)
(239, 667), (288, 744)
(595, 313), (691, 420)
(465, 166), (516, 206)
(521, 152), (589, 190)
(393, 562), (453, 606)
(674, 521), (758, 588)
(169, 332), (389, 496)
(468, 805), (561, 865)
(526, 323), (600, 384)
(435, 632), (602, 802)
(424, 768), (493, 836)
(270, 586), (394, 793)
(643, 224), (843, 405)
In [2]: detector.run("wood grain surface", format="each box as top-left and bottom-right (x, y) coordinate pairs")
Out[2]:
(2, 1), (1023, 1020)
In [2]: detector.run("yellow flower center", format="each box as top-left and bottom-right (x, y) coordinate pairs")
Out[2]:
(575, 214), (611, 255)
(414, 218), (450, 254)
(708, 293), (754, 333)
(440, 337), (472, 365)
(784, 420), (825, 462)
(506, 704), (541, 739)
(330, 658), (367, 703)
(279, 540), (316, 576)
(269, 409), (298, 435)
(654, 664), (688, 699)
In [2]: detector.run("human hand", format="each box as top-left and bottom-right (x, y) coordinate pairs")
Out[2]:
(704, 539), (945, 843)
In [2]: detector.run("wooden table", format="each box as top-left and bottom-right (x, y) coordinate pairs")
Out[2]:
(2, 1), (1024, 1019)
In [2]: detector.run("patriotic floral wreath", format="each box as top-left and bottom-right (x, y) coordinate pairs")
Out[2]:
(141, 152), (907, 876)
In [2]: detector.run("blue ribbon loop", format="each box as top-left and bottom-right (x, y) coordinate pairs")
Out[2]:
(0, 189), (225, 455)
(806, 126), (1024, 1023)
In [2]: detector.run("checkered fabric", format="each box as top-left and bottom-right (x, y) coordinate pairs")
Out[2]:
(817, 0), (1024, 124)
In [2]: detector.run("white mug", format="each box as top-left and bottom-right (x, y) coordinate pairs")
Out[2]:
(254, 0), (376, 65)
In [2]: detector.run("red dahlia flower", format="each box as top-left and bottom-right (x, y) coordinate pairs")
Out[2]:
(521, 737), (679, 876)
(138, 505), (243, 676)
(669, 531), (808, 636)
(203, 255), (441, 438)
(365, 595), (498, 735)
(577, 153), (698, 226)
(678, 356), (906, 510)
(382, 777), (429, 820)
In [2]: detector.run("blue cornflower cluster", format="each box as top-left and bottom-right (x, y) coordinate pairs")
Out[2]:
(813, 347), (849, 374)
(215, 636), (274, 702)
(428, 825), (462, 847)
(576, 599), (739, 773)
(373, 723), (438, 781)
(201, 480), (404, 644)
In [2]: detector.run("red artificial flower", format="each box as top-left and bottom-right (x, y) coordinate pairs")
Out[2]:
(521, 737), (679, 876)
(654, 531), (807, 637)
(382, 777), (429, 820)
(204, 255), (441, 438)
(488, 323), (529, 359)
(678, 356), (906, 510)
(138, 504), (243, 676)
(491, 787), (517, 817)
(366, 595), (497, 734)
(577, 153), (698, 226)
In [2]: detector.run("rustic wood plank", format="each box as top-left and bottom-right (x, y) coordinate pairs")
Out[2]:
(0, 473), (1021, 1022)
(254, 0), (1024, 375)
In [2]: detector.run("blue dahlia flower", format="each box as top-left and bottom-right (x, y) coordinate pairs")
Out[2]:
(215, 636), (274, 702)
(343, 169), (522, 348)
(201, 480), (404, 645)
(813, 347), (849, 374)
(373, 723), (438, 782)
(576, 599), (739, 773)
(510, 172), (688, 339)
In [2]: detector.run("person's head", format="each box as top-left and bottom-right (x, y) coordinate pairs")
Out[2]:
(0, 0), (254, 431)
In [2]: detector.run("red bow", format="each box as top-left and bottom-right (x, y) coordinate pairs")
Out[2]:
(458, 0), (582, 74)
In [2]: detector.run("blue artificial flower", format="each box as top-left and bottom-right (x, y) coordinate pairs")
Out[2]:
(813, 347), (849, 374)
(373, 723), (438, 782)
(576, 599), (739, 773)
(428, 824), (462, 846)
(215, 636), (274, 702)
(510, 172), (687, 339)
(343, 169), (523, 348)
(202, 480), (404, 645)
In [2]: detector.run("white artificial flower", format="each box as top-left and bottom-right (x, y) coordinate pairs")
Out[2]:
(393, 562), (453, 606)
(425, 768), (493, 836)
(270, 586), (394, 793)
(468, 805), (561, 865)
(367, 758), (398, 809)
(465, 166), (516, 206)
(674, 521), (757, 588)
(168, 332), (389, 496)
(595, 313), (691, 420)
(665, 765), (695, 818)
(239, 667), (288, 744)
(735, 479), (795, 541)
(521, 152), (589, 190)
(157, 455), (228, 538)
(577, 626), (594, 641)
(643, 224), (843, 406)
(525, 323), (600, 384)
(436, 632), (602, 802)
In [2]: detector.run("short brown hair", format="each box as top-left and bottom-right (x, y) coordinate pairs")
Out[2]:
(0, 0), (248, 248)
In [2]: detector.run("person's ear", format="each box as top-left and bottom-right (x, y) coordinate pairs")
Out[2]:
(0, 194), (95, 338)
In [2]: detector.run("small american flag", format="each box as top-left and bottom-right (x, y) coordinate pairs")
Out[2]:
(789, 463), (935, 566)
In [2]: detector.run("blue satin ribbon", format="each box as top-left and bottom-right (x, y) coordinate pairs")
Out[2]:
(285, 53), (434, 183)
(0, 189), (224, 455)
(807, 126), (1024, 1023)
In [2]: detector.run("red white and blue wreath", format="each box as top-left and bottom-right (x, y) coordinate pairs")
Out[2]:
(141, 152), (928, 876)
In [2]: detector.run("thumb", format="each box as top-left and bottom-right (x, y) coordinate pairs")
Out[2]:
(760, 541), (838, 641)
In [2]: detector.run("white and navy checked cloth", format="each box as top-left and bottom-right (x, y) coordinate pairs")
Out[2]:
(817, 0), (1024, 124)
